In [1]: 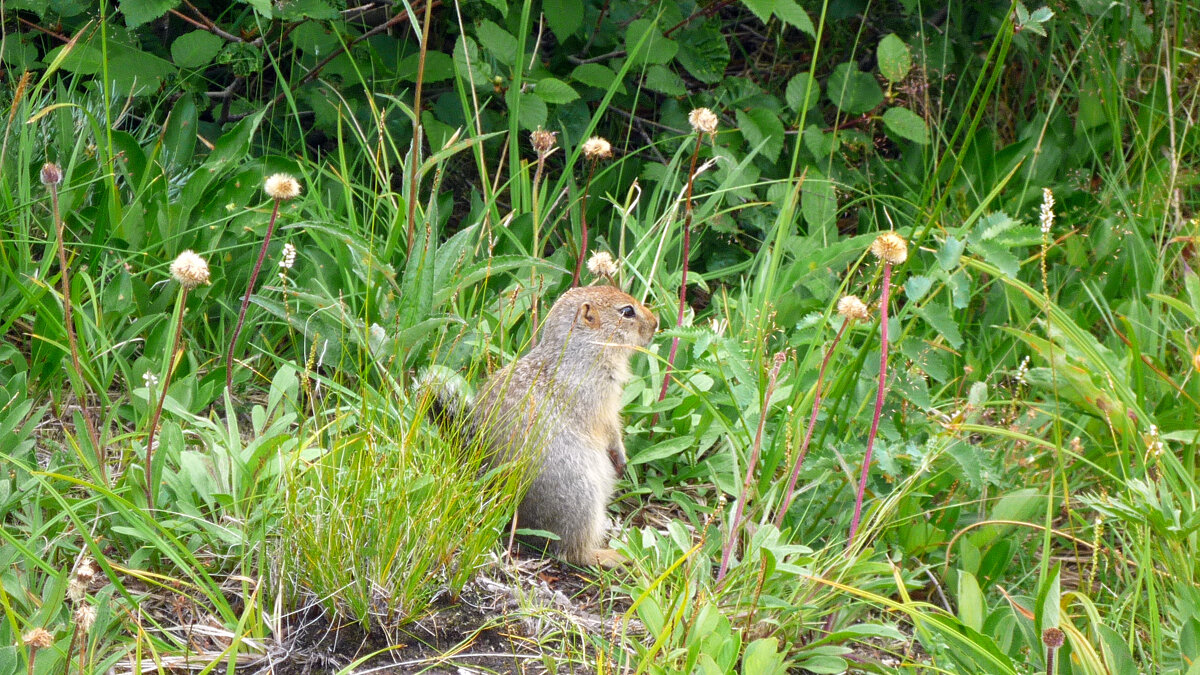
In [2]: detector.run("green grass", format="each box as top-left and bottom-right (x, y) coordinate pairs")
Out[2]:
(2, 0), (1199, 673)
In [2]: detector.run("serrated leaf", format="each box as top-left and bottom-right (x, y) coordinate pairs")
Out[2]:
(397, 51), (455, 82)
(937, 235), (966, 270)
(974, 240), (1021, 277)
(675, 21), (729, 84)
(477, 20), (518, 66)
(786, 72), (820, 112)
(626, 19), (677, 65)
(534, 77), (579, 104)
(877, 33), (912, 83)
(882, 106), (930, 144)
(542, 0), (581, 37)
(904, 275), (933, 301)
(826, 62), (883, 114)
(513, 90), (547, 130)
(1029, 7), (1054, 22)
(736, 108), (785, 162)
(917, 303), (964, 349)
(453, 36), (492, 86)
(171, 30), (222, 69)
(644, 65), (686, 96)
(802, 124), (837, 158)
(740, 0), (776, 23)
(120, 0), (179, 27)
(774, 0), (815, 36)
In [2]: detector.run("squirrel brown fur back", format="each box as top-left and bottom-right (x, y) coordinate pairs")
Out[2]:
(465, 285), (657, 566)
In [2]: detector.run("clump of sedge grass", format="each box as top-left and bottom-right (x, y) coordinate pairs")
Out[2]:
(145, 250), (210, 508)
(847, 231), (907, 546)
(226, 173), (301, 395)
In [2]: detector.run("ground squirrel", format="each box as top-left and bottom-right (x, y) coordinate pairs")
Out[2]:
(431, 285), (657, 567)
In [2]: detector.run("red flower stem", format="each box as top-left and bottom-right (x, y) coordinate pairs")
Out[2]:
(775, 318), (850, 528)
(847, 262), (893, 546)
(226, 199), (281, 394)
(572, 162), (597, 286)
(145, 286), (189, 509)
(717, 352), (786, 584)
(656, 133), (705, 409)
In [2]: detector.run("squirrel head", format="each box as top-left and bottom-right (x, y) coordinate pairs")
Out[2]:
(537, 286), (657, 359)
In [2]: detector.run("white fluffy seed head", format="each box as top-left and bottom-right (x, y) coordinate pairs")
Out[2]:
(688, 107), (719, 135)
(581, 136), (613, 160)
(586, 251), (619, 278)
(264, 173), (302, 200)
(170, 250), (210, 289)
(836, 295), (870, 321)
(870, 231), (908, 265)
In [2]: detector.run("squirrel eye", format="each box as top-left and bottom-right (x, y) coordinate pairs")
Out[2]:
(619, 305), (636, 319)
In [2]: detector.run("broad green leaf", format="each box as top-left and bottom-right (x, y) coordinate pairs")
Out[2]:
(120, 0), (180, 28)
(937, 235), (966, 270)
(572, 63), (625, 93)
(882, 106), (930, 144)
(477, 20), (518, 66)
(397, 51), (455, 82)
(736, 108), (785, 162)
(675, 21), (730, 84)
(801, 172), (837, 241)
(513, 90), (547, 130)
(161, 94), (198, 167)
(877, 33), (912, 83)
(786, 72), (820, 112)
(644, 65), (686, 96)
(774, 0), (815, 36)
(289, 22), (340, 56)
(171, 30), (223, 69)
(453, 35), (492, 85)
(741, 0), (775, 23)
(279, 0), (339, 20)
(534, 77), (579, 103)
(743, 638), (787, 675)
(543, 0), (583, 38)
(917, 303), (964, 349)
(826, 62), (883, 114)
(802, 124), (838, 158)
(957, 571), (985, 631)
(626, 19), (677, 65)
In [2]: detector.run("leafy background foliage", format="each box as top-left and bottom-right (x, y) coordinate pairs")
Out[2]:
(1, 0), (1198, 672)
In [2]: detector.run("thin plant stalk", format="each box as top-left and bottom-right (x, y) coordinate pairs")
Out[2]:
(145, 286), (190, 509)
(775, 319), (851, 528)
(847, 263), (894, 546)
(47, 176), (104, 468)
(717, 351), (786, 584)
(656, 133), (704, 407)
(226, 199), (281, 394)
(572, 161), (598, 286)
(405, 0), (434, 251)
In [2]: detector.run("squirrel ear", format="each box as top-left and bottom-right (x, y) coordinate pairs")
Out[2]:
(579, 302), (601, 328)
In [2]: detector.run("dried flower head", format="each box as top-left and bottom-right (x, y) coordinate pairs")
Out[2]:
(1041, 627), (1065, 649)
(74, 604), (97, 633)
(170, 250), (210, 289)
(40, 162), (63, 186)
(22, 627), (54, 648)
(870, 231), (908, 265)
(264, 173), (302, 201)
(581, 136), (613, 161)
(1039, 187), (1055, 235)
(688, 107), (719, 135)
(531, 127), (557, 156)
(586, 251), (619, 279)
(836, 295), (870, 321)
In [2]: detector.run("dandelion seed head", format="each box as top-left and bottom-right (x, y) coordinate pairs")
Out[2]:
(530, 127), (557, 156)
(586, 251), (618, 279)
(870, 231), (908, 265)
(581, 136), (612, 160)
(264, 173), (302, 201)
(688, 107), (719, 135)
(836, 295), (870, 321)
(170, 250), (210, 289)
